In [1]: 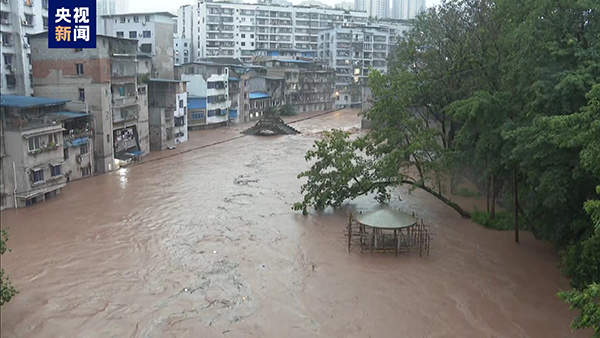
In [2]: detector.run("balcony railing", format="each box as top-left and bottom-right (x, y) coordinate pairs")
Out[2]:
(64, 130), (93, 142)
(112, 96), (138, 107)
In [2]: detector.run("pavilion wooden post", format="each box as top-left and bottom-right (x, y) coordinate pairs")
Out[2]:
(347, 213), (352, 253)
(370, 230), (375, 256)
(394, 229), (398, 257)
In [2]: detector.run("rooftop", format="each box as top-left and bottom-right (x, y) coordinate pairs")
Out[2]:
(260, 76), (285, 81)
(149, 78), (189, 83)
(28, 31), (138, 43)
(249, 92), (271, 100)
(100, 11), (177, 18)
(1, 95), (70, 109)
(275, 59), (313, 64)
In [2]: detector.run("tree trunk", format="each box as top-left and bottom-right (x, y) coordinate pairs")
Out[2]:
(486, 176), (490, 213)
(513, 167), (519, 243)
(490, 174), (496, 220)
(401, 180), (471, 218)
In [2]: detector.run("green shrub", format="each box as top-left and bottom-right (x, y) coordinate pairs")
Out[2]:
(471, 210), (514, 230)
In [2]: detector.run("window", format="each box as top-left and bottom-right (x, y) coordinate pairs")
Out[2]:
(32, 169), (44, 183)
(250, 34), (254, 38)
(145, 15), (151, 22)
(241, 34), (245, 38)
(120, 17), (126, 23)
(64, 147), (69, 160)
(179, 100), (184, 108)
(50, 164), (61, 177)
(116, 31), (124, 38)
(48, 133), (58, 145)
(241, 42), (245, 46)
(143, 31), (151, 38)
(81, 167), (90, 177)
(129, 31), (137, 39)
(184, 42), (188, 47)
(2, 33), (12, 46)
(76, 63), (84, 75)
(3, 53), (12, 66)
(6, 74), (16, 87)
(133, 15), (139, 22)
(28, 136), (41, 151)
(27, 54), (31, 65)
(74, 48), (83, 52)
(43, 16), (48, 29)
(42, 0), (49, 9)
(24, 14), (33, 26)
(78, 88), (85, 101)
(80, 144), (88, 154)
(251, 42), (254, 47)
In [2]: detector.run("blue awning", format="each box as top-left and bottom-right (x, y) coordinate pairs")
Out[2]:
(229, 109), (238, 118)
(249, 92), (271, 100)
(47, 111), (89, 119)
(0, 95), (70, 108)
(188, 97), (206, 109)
(127, 150), (144, 156)
(228, 77), (239, 81)
(70, 137), (89, 147)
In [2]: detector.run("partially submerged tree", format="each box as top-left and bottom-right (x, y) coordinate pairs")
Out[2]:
(1, 228), (18, 306)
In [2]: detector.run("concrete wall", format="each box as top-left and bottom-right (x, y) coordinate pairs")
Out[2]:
(154, 21), (175, 79)
(137, 85), (150, 155)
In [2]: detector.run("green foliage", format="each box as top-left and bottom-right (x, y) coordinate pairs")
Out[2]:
(471, 211), (514, 231)
(558, 284), (600, 336)
(265, 106), (279, 117)
(137, 73), (150, 84)
(279, 104), (296, 116)
(455, 187), (480, 199)
(1, 228), (18, 306)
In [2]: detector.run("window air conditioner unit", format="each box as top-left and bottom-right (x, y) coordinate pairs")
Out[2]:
(142, 22), (146, 26)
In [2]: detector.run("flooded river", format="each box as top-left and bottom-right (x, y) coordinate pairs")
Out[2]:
(0, 109), (585, 337)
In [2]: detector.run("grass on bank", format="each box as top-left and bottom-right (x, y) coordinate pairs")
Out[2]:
(471, 210), (515, 230)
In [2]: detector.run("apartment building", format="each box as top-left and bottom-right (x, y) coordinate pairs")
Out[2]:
(98, 12), (176, 79)
(97, 0), (130, 15)
(392, 0), (426, 20)
(177, 2), (369, 63)
(1, 0), (48, 96)
(0, 95), (94, 209)
(254, 58), (335, 113)
(174, 5), (194, 65)
(148, 79), (188, 150)
(239, 74), (285, 122)
(318, 23), (409, 107)
(29, 32), (150, 173)
(178, 59), (246, 127)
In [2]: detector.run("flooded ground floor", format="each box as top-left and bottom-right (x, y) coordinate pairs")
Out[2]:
(0, 109), (585, 337)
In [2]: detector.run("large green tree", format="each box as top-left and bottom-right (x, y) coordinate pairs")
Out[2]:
(1, 228), (18, 306)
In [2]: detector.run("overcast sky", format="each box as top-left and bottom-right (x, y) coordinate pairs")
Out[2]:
(129, 0), (443, 14)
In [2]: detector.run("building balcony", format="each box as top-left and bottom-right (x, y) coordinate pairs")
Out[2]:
(112, 96), (138, 108)
(113, 110), (138, 123)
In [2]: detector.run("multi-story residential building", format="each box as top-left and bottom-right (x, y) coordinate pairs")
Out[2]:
(177, 3), (369, 63)
(318, 23), (409, 107)
(98, 12), (177, 79)
(0, 95), (94, 209)
(239, 74), (285, 122)
(392, 0), (426, 20)
(253, 58), (336, 113)
(177, 59), (246, 127)
(353, 0), (389, 18)
(147, 79), (188, 150)
(29, 32), (150, 174)
(1, 0), (48, 96)
(174, 5), (194, 65)
(97, 0), (130, 15)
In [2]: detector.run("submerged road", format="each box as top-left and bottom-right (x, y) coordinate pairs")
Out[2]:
(0, 108), (584, 337)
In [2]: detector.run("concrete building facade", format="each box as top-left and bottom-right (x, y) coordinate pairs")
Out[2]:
(0, 95), (94, 209)
(254, 58), (335, 113)
(392, 0), (426, 20)
(177, 2), (369, 63)
(317, 23), (409, 107)
(1, 0), (48, 96)
(148, 79), (188, 150)
(29, 32), (150, 173)
(99, 12), (177, 79)
(97, 0), (130, 15)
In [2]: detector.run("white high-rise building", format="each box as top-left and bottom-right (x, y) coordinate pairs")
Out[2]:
(392, 0), (426, 20)
(177, 2), (369, 63)
(354, 0), (390, 19)
(97, 0), (130, 15)
(0, 0), (48, 96)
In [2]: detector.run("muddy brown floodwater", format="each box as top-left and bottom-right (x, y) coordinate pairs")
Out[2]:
(0, 109), (587, 337)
